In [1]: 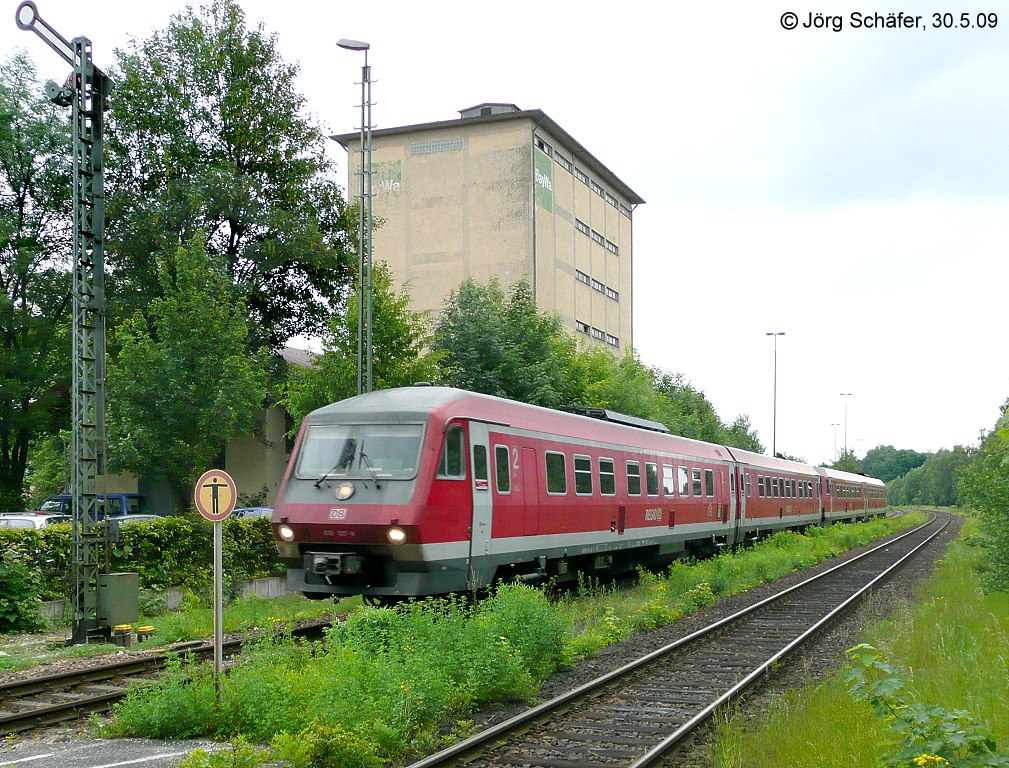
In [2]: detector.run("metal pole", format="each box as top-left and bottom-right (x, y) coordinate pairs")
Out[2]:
(766, 332), (784, 457)
(363, 49), (373, 393)
(840, 393), (852, 456)
(355, 64), (365, 396)
(213, 519), (223, 702)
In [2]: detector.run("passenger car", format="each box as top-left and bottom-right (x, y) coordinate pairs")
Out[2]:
(231, 506), (273, 519)
(0, 514), (72, 529)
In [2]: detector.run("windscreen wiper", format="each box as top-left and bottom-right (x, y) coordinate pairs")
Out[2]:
(359, 449), (383, 489)
(315, 439), (358, 488)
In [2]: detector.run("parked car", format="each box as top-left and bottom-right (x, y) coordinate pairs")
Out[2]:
(231, 506), (273, 519)
(35, 493), (152, 519)
(0, 514), (71, 529)
(114, 514), (164, 526)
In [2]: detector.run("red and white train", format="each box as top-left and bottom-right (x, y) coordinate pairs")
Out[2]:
(272, 386), (887, 601)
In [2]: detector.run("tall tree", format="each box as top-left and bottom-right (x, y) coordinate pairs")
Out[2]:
(106, 0), (355, 349)
(831, 449), (862, 474)
(861, 444), (927, 483)
(283, 262), (439, 426)
(0, 52), (72, 511)
(959, 406), (1009, 591)
(434, 277), (576, 408)
(105, 235), (268, 505)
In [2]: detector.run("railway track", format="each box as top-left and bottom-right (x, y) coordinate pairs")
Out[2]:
(0, 620), (332, 734)
(407, 512), (950, 768)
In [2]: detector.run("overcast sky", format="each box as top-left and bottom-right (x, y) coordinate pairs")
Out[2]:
(5, 0), (1008, 464)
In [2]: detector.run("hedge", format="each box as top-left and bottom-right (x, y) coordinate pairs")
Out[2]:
(0, 516), (284, 602)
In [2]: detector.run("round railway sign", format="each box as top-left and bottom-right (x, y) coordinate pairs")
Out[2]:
(194, 469), (237, 522)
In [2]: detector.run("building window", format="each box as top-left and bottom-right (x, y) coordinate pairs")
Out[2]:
(590, 326), (605, 341)
(591, 278), (604, 293)
(575, 270), (590, 285)
(575, 219), (591, 236)
(605, 287), (619, 301)
(605, 240), (620, 255)
(574, 167), (589, 185)
(605, 334), (619, 347)
(619, 203), (633, 218)
(575, 320), (590, 334)
(590, 229), (605, 246)
(590, 180), (604, 197)
(409, 138), (464, 155)
(554, 152), (571, 171)
(535, 137), (553, 156)
(599, 458), (616, 495)
(605, 192), (618, 208)
(545, 451), (567, 495)
(574, 455), (593, 495)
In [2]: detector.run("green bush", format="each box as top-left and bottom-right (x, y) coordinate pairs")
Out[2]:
(0, 516), (283, 604)
(0, 552), (46, 632)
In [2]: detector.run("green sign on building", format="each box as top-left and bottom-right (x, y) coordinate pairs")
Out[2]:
(534, 149), (553, 212)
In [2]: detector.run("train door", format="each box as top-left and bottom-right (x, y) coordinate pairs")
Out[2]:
(730, 464), (745, 546)
(519, 447), (540, 536)
(467, 421), (493, 588)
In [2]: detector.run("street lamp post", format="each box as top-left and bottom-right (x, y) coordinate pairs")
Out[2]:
(765, 332), (785, 457)
(337, 38), (373, 394)
(840, 393), (853, 456)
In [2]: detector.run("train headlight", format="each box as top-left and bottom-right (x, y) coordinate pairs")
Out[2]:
(278, 523), (295, 542)
(335, 482), (355, 500)
(386, 526), (407, 545)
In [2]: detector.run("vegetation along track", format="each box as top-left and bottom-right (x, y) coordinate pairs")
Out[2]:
(409, 512), (950, 768)
(0, 620), (332, 734)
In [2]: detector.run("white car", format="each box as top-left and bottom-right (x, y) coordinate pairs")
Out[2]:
(0, 514), (71, 529)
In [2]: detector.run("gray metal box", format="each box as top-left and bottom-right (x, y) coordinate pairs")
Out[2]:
(97, 572), (139, 627)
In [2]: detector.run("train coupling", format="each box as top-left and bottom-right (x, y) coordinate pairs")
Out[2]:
(305, 552), (365, 576)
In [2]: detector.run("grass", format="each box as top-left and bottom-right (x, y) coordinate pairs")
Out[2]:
(705, 516), (1009, 767)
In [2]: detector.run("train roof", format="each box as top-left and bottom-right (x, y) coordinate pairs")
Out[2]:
(819, 466), (886, 487)
(722, 446), (819, 476)
(307, 387), (885, 486)
(308, 386), (732, 461)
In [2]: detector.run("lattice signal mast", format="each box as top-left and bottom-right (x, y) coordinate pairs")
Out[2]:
(15, 1), (113, 644)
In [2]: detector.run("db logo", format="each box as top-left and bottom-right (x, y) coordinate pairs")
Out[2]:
(329, 508), (348, 520)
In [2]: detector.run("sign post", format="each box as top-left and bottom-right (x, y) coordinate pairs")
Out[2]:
(194, 469), (237, 702)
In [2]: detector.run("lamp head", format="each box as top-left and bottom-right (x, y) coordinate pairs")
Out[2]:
(337, 38), (370, 51)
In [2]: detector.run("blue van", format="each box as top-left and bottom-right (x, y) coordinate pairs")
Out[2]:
(36, 493), (151, 519)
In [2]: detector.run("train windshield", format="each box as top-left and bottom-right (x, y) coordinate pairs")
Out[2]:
(297, 423), (424, 480)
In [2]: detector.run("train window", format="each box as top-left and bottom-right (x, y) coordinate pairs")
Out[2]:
(545, 452), (567, 495)
(678, 466), (690, 496)
(437, 425), (466, 479)
(704, 469), (714, 497)
(298, 423), (425, 480)
(494, 445), (510, 494)
(772, 478), (779, 498)
(692, 468), (702, 497)
(473, 445), (489, 488)
(599, 458), (616, 495)
(799, 482), (805, 499)
(646, 463), (659, 496)
(574, 455), (593, 495)
(662, 465), (675, 496)
(757, 475), (765, 497)
(745, 473), (752, 497)
(792, 480), (797, 497)
(626, 462), (642, 496)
